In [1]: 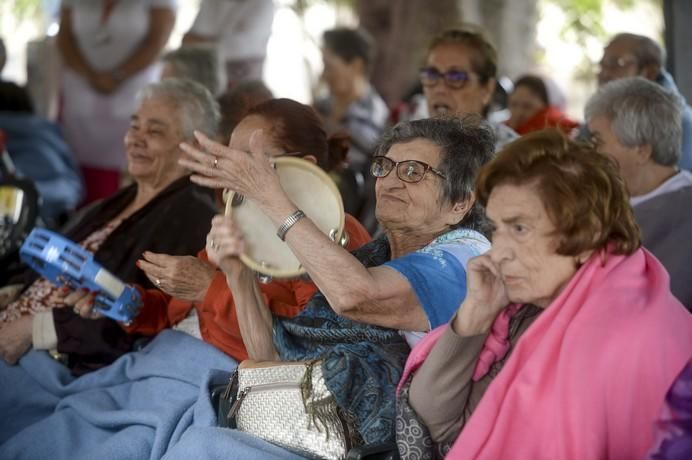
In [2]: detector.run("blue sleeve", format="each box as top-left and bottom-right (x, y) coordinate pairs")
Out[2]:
(679, 106), (692, 171)
(384, 250), (467, 329)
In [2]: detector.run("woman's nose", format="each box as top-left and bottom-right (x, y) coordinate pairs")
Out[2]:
(124, 129), (142, 147)
(488, 236), (512, 264)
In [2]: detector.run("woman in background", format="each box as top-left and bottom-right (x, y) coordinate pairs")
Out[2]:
(57, 0), (175, 204)
(505, 74), (577, 135)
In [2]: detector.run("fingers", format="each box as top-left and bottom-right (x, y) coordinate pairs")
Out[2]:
(72, 292), (98, 318)
(136, 259), (166, 290)
(142, 251), (170, 265)
(136, 258), (159, 277)
(63, 288), (89, 306)
(193, 130), (231, 158)
(206, 216), (245, 260)
(188, 174), (225, 190)
(467, 254), (501, 278)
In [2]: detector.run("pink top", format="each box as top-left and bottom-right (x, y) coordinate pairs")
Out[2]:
(400, 248), (692, 459)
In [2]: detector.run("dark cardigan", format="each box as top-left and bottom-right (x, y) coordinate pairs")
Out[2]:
(28, 175), (217, 375)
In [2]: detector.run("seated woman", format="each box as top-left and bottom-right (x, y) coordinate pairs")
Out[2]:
(0, 79), (219, 374)
(505, 74), (578, 135)
(70, 98), (371, 362)
(396, 129), (692, 459)
(179, 115), (494, 445)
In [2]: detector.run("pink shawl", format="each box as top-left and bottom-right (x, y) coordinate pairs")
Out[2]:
(399, 248), (692, 459)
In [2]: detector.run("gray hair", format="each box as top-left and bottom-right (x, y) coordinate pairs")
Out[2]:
(609, 33), (665, 71)
(585, 77), (683, 166)
(162, 46), (220, 96)
(138, 78), (221, 140)
(375, 115), (495, 234)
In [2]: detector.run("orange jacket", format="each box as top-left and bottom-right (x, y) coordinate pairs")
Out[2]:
(124, 214), (371, 361)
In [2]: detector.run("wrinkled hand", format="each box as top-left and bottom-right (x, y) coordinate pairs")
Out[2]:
(137, 252), (215, 302)
(453, 254), (509, 336)
(178, 130), (283, 206)
(63, 288), (101, 319)
(206, 215), (248, 278)
(0, 316), (33, 364)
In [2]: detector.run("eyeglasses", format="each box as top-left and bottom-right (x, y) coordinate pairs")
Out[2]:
(420, 67), (474, 89)
(370, 156), (446, 183)
(598, 56), (638, 72)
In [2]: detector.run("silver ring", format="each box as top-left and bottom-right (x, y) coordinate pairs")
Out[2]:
(210, 238), (217, 250)
(155, 278), (161, 287)
(213, 157), (218, 169)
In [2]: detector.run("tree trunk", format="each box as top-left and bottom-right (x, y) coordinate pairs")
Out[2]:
(356, 0), (462, 105)
(462, 0), (539, 79)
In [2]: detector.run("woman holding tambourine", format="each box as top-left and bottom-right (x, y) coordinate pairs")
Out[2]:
(180, 113), (495, 447)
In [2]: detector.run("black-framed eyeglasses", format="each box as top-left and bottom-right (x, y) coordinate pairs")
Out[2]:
(370, 156), (446, 183)
(419, 67), (473, 89)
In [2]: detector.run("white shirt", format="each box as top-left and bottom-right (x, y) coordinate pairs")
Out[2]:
(64, 0), (177, 72)
(188, 0), (274, 61)
(631, 170), (692, 207)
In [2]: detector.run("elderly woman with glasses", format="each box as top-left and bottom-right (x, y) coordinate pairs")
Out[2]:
(420, 26), (518, 151)
(178, 115), (493, 445)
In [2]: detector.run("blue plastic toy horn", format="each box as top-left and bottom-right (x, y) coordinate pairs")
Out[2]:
(19, 228), (142, 324)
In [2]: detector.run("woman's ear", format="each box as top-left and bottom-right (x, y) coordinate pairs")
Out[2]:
(447, 193), (475, 226)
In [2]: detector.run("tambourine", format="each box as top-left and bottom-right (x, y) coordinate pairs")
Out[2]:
(19, 228), (142, 324)
(225, 156), (345, 280)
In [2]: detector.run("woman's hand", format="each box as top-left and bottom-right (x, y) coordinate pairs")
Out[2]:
(63, 288), (101, 319)
(178, 130), (284, 208)
(137, 252), (215, 302)
(88, 71), (120, 94)
(453, 254), (509, 336)
(0, 316), (33, 364)
(205, 215), (249, 279)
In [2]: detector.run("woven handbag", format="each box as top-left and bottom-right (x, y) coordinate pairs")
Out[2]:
(219, 360), (360, 460)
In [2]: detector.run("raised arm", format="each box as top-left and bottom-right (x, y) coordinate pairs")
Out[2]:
(206, 215), (278, 361)
(179, 132), (429, 332)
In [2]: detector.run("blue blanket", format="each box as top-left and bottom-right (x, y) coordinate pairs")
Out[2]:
(0, 330), (237, 460)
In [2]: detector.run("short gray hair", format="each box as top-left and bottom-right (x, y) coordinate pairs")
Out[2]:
(585, 77), (683, 166)
(375, 115), (495, 233)
(138, 78), (221, 140)
(162, 46), (220, 96)
(609, 33), (665, 71)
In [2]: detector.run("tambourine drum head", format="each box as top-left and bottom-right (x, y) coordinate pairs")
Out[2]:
(225, 157), (345, 278)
